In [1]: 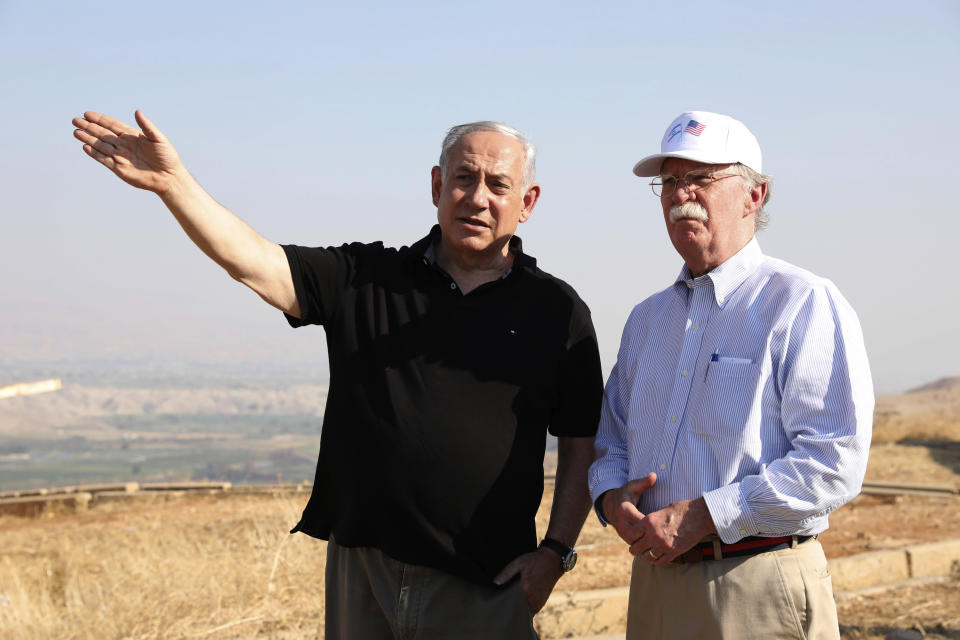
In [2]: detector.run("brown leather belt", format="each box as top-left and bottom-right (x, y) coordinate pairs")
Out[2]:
(670, 534), (814, 565)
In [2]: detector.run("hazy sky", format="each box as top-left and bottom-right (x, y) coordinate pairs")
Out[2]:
(1, 1), (957, 394)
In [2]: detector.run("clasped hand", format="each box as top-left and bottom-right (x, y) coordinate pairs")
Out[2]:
(601, 473), (716, 565)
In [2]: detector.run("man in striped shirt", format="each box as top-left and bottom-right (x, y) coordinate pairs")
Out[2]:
(589, 111), (874, 639)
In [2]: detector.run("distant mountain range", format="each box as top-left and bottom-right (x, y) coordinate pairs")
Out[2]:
(2, 372), (956, 443)
(0, 383), (327, 437)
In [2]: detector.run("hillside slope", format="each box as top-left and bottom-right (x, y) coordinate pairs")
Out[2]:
(873, 376), (960, 442)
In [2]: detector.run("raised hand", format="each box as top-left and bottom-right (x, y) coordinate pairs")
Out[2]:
(70, 108), (298, 315)
(72, 110), (182, 194)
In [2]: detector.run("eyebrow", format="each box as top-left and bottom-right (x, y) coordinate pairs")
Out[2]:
(453, 162), (515, 184)
(660, 171), (718, 182)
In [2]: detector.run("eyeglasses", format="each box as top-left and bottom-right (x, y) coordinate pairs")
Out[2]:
(650, 171), (740, 197)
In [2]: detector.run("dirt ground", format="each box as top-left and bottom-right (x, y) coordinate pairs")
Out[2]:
(543, 435), (960, 590)
(550, 490), (960, 590)
(836, 579), (960, 640)
(544, 377), (960, 639)
(544, 485), (960, 639)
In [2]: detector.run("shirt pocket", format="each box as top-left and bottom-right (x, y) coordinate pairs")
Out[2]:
(692, 358), (762, 440)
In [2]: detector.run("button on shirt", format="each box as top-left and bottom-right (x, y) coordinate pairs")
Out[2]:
(588, 239), (874, 543)
(282, 226), (603, 583)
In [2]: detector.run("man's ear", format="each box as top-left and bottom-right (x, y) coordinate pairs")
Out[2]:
(518, 183), (541, 223)
(431, 166), (443, 207)
(744, 182), (766, 217)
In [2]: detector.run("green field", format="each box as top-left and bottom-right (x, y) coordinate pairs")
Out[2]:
(0, 414), (322, 491)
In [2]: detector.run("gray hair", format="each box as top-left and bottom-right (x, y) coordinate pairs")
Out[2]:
(438, 121), (537, 188)
(735, 163), (773, 231)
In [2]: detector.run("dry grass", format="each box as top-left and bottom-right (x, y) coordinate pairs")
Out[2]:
(3, 480), (960, 639)
(0, 494), (326, 639)
(0, 489), (592, 640)
(0, 486), (618, 639)
(2, 379), (959, 639)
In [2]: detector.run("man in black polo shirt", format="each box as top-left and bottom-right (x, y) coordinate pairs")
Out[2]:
(72, 110), (603, 638)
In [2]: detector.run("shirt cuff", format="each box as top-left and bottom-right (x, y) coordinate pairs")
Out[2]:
(589, 481), (623, 527)
(702, 483), (758, 544)
(593, 494), (610, 526)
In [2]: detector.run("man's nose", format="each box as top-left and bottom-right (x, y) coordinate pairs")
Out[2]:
(467, 180), (489, 207)
(671, 181), (695, 204)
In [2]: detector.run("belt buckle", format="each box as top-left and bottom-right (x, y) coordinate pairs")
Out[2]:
(670, 534), (721, 565)
(670, 546), (706, 565)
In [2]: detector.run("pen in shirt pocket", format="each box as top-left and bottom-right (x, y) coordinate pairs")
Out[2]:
(704, 349), (719, 382)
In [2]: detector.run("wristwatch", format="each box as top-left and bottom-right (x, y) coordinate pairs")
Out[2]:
(539, 537), (577, 572)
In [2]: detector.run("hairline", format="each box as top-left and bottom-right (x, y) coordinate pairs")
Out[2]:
(438, 121), (536, 189)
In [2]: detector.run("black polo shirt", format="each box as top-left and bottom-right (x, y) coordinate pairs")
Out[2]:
(283, 225), (602, 584)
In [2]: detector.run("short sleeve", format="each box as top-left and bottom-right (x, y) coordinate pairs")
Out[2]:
(282, 242), (371, 327)
(549, 304), (603, 437)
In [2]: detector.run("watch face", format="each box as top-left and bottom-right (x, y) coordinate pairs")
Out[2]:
(541, 538), (577, 573)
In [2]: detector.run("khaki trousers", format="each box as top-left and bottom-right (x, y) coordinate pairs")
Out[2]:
(626, 538), (839, 640)
(325, 537), (539, 640)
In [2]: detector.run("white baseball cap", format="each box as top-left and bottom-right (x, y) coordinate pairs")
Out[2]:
(632, 111), (762, 176)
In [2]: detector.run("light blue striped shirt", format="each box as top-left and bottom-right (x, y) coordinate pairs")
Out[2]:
(589, 238), (874, 543)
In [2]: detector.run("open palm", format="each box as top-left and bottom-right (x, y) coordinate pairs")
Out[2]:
(72, 110), (181, 194)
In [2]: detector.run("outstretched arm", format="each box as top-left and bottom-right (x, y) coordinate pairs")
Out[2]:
(72, 110), (300, 317)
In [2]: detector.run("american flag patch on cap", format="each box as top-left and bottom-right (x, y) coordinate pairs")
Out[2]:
(684, 120), (706, 136)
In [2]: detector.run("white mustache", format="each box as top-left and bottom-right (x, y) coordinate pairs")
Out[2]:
(669, 202), (708, 224)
